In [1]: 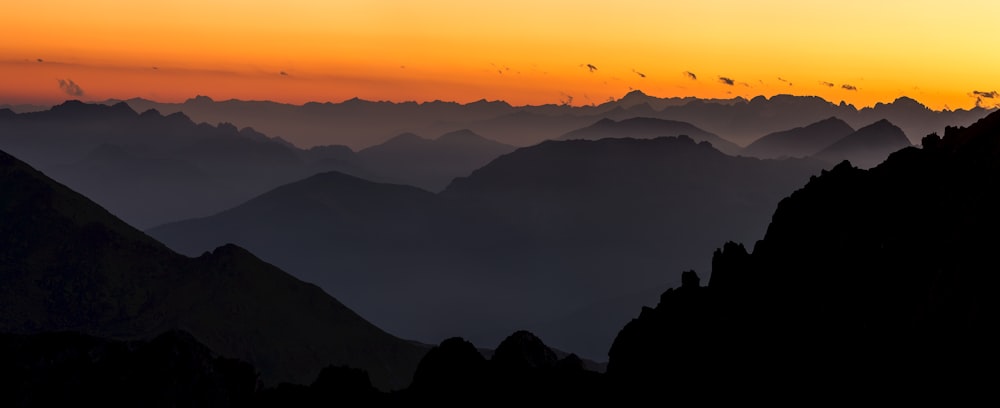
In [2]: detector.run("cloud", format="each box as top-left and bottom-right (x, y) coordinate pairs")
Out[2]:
(821, 81), (835, 87)
(683, 71), (697, 80)
(279, 71), (288, 76)
(586, 64), (598, 73)
(559, 92), (574, 106)
(842, 84), (857, 91)
(57, 79), (84, 96)
(971, 90), (1000, 108)
(718, 76), (735, 86)
(777, 77), (792, 86)
(36, 58), (43, 63)
(632, 69), (645, 78)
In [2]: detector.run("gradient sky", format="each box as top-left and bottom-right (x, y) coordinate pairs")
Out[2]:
(2, 0), (998, 110)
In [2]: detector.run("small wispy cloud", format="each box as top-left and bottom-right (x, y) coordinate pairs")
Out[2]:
(585, 64), (598, 73)
(972, 90), (998, 99)
(57, 79), (84, 96)
(632, 68), (646, 78)
(971, 90), (999, 107)
(279, 71), (288, 76)
(821, 81), (835, 87)
(777, 77), (792, 86)
(842, 84), (857, 91)
(683, 71), (697, 80)
(559, 92), (574, 106)
(718, 76), (735, 86)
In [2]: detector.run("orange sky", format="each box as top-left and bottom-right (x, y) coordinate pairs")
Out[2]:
(2, 1), (998, 110)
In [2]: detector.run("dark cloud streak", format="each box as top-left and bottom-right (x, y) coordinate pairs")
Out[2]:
(821, 81), (835, 87)
(842, 84), (857, 91)
(718, 76), (735, 86)
(683, 71), (697, 80)
(971, 90), (999, 108)
(57, 79), (84, 96)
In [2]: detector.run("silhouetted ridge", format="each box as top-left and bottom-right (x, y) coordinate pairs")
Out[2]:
(491, 330), (558, 371)
(407, 332), (604, 403)
(0, 330), (258, 407)
(608, 110), (1000, 397)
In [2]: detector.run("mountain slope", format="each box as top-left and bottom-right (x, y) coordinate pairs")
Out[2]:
(607, 111), (1000, 395)
(813, 118), (911, 168)
(741, 116), (855, 158)
(558, 117), (741, 155)
(0, 149), (427, 390)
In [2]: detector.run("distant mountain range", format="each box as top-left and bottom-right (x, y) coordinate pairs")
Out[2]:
(86, 90), (992, 149)
(741, 116), (912, 168)
(356, 129), (516, 192)
(813, 119), (912, 168)
(149, 135), (827, 359)
(0, 102), (512, 227)
(557, 117), (741, 155)
(0, 148), (428, 390)
(607, 110), (1000, 396)
(741, 116), (855, 158)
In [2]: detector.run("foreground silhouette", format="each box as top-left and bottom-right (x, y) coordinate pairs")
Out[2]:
(608, 110), (1000, 399)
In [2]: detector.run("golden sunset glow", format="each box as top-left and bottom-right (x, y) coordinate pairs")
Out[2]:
(2, 0), (998, 109)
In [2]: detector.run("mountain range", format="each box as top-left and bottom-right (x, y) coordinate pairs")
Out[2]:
(741, 116), (856, 158)
(100, 91), (991, 148)
(149, 135), (827, 359)
(0, 102), (512, 227)
(0, 148), (428, 390)
(557, 117), (741, 155)
(4, 97), (998, 401)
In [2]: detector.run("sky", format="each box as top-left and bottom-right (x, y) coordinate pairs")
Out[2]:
(2, 0), (998, 110)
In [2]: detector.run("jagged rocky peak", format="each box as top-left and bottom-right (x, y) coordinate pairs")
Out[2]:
(492, 330), (558, 371)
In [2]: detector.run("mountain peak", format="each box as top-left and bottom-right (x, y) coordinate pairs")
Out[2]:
(618, 90), (655, 108)
(384, 132), (429, 145)
(186, 95), (214, 104)
(862, 118), (900, 131)
(891, 96), (923, 107)
(436, 129), (482, 143)
(813, 118), (910, 168)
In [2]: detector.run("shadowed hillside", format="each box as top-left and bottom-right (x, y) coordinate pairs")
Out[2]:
(0, 148), (427, 390)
